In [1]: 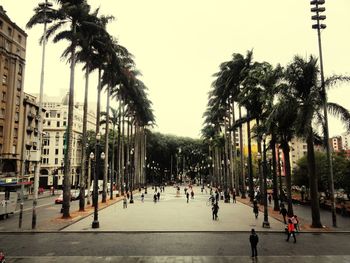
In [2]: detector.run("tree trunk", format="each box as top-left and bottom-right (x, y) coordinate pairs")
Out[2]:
(281, 139), (294, 217)
(102, 86), (110, 203)
(239, 106), (246, 198)
(256, 118), (263, 205)
(270, 134), (279, 211)
(79, 63), (89, 211)
(63, 21), (77, 218)
(307, 127), (322, 227)
(247, 112), (254, 202)
(94, 68), (102, 206)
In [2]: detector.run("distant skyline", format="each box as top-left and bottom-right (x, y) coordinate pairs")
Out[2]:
(2, 0), (350, 138)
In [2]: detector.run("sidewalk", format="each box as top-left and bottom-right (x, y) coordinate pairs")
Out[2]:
(237, 195), (350, 232)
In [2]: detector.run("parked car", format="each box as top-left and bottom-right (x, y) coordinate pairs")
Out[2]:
(55, 194), (64, 204)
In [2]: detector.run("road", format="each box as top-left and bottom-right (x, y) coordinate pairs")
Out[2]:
(0, 193), (83, 231)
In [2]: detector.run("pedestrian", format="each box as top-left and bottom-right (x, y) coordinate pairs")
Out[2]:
(127, 192), (130, 199)
(212, 202), (219, 220)
(215, 191), (219, 203)
(253, 200), (259, 219)
(186, 192), (189, 203)
(280, 205), (288, 224)
(153, 193), (157, 203)
(268, 193), (272, 205)
(191, 190), (194, 199)
(286, 218), (296, 243)
(291, 215), (299, 232)
(141, 193), (144, 202)
(232, 190), (236, 203)
(123, 196), (127, 209)
(157, 191), (160, 201)
(249, 228), (259, 258)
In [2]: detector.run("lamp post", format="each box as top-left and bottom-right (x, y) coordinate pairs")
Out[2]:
(261, 133), (270, 228)
(92, 133), (102, 229)
(130, 148), (134, 204)
(109, 162), (113, 200)
(87, 152), (94, 205)
(310, 0), (336, 228)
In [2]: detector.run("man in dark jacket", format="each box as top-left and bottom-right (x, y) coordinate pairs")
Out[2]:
(249, 228), (259, 258)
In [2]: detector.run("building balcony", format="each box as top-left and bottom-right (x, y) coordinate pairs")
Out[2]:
(27, 112), (36, 119)
(26, 126), (34, 133)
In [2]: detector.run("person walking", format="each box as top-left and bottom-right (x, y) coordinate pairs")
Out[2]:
(186, 192), (190, 203)
(123, 196), (128, 209)
(253, 200), (259, 219)
(286, 218), (296, 243)
(291, 215), (299, 232)
(249, 228), (259, 258)
(141, 193), (144, 202)
(191, 190), (194, 199)
(153, 193), (157, 203)
(212, 202), (219, 220)
(157, 191), (160, 201)
(232, 189), (236, 203)
(268, 193), (272, 205)
(215, 190), (219, 203)
(280, 205), (288, 224)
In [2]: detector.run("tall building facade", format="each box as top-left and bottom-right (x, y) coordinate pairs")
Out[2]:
(0, 6), (27, 184)
(40, 94), (96, 188)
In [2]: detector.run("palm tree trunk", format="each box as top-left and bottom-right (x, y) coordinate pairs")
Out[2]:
(247, 113), (254, 202)
(110, 121), (115, 200)
(116, 97), (122, 196)
(79, 63), (89, 211)
(270, 134), (279, 211)
(63, 21), (77, 218)
(94, 68), (102, 206)
(307, 127), (322, 227)
(121, 102), (125, 195)
(239, 106), (246, 198)
(281, 139), (294, 217)
(102, 86), (110, 203)
(256, 118), (263, 205)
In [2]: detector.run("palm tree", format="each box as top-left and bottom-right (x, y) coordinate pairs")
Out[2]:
(27, 0), (92, 218)
(284, 55), (350, 227)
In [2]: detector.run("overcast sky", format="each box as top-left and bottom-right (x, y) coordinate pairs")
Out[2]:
(2, 0), (350, 138)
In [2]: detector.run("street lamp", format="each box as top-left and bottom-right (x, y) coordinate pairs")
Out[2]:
(130, 148), (135, 204)
(87, 152), (94, 205)
(310, 0), (336, 228)
(261, 133), (270, 228)
(92, 133), (101, 229)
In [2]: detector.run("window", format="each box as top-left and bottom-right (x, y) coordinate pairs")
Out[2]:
(1, 92), (5, 101)
(15, 96), (20, 106)
(50, 110), (57, 118)
(0, 108), (4, 118)
(57, 113), (60, 118)
(7, 27), (12, 36)
(18, 65), (23, 75)
(18, 34), (22, 43)
(57, 121), (60, 127)
(0, 126), (3, 136)
(14, 128), (18, 137)
(0, 20), (3, 29)
(63, 121), (66, 126)
(47, 121), (51, 126)
(55, 158), (58, 165)
(2, 75), (7, 85)
(4, 59), (8, 69)
(55, 149), (59, 155)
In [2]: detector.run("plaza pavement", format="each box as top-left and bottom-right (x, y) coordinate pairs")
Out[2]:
(63, 186), (285, 232)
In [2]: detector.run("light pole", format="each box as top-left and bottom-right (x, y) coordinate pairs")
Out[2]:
(261, 133), (270, 228)
(92, 133), (102, 229)
(310, 0), (336, 228)
(130, 148), (134, 204)
(87, 152), (94, 205)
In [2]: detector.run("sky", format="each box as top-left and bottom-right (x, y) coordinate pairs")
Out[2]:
(2, 0), (350, 138)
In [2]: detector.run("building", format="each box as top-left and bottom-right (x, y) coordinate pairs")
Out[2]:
(329, 136), (342, 152)
(40, 93), (96, 188)
(0, 6), (27, 186)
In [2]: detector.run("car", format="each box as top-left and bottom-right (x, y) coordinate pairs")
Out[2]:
(55, 194), (63, 204)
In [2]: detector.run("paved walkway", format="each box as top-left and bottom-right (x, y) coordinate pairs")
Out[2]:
(6, 256), (350, 263)
(64, 186), (285, 231)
